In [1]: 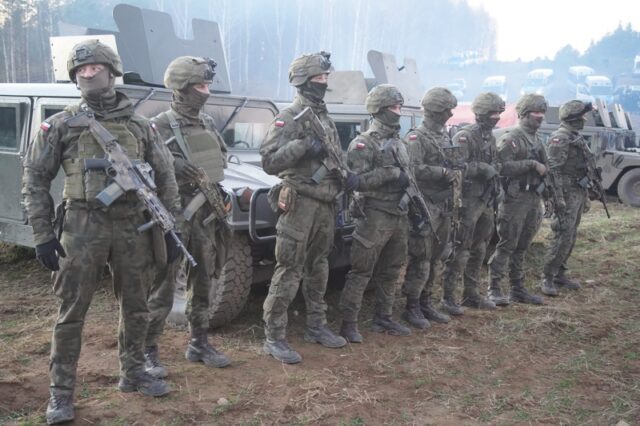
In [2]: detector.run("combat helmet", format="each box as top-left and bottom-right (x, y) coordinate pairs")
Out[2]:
(515, 94), (547, 117)
(422, 87), (458, 113)
(67, 39), (123, 82)
(559, 100), (593, 122)
(472, 92), (506, 116)
(366, 84), (404, 114)
(164, 56), (217, 91)
(288, 51), (331, 87)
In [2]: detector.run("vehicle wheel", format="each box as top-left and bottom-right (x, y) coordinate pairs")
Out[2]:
(618, 168), (640, 207)
(167, 233), (254, 329)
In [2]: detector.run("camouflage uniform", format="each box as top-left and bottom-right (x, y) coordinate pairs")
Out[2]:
(488, 94), (548, 305)
(541, 100), (593, 295)
(260, 52), (346, 363)
(22, 40), (180, 424)
(403, 87), (460, 322)
(145, 56), (231, 374)
(339, 84), (411, 339)
(442, 93), (505, 310)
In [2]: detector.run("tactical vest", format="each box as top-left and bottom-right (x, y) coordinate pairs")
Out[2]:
(166, 111), (225, 183)
(503, 126), (546, 190)
(281, 108), (332, 181)
(412, 127), (452, 197)
(459, 125), (495, 197)
(553, 129), (589, 178)
(61, 113), (143, 201)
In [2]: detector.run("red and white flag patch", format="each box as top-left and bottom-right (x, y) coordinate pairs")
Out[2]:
(458, 136), (467, 143)
(409, 134), (418, 141)
(40, 121), (51, 132)
(355, 142), (366, 149)
(275, 120), (285, 128)
(510, 140), (517, 150)
(551, 138), (560, 144)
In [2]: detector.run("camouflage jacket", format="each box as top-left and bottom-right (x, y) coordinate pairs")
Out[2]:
(22, 92), (181, 246)
(546, 124), (592, 181)
(347, 119), (408, 216)
(405, 118), (453, 204)
(260, 95), (342, 203)
(453, 123), (499, 198)
(496, 123), (547, 192)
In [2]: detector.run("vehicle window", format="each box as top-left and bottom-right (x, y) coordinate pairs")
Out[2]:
(43, 107), (65, 120)
(0, 106), (19, 150)
(219, 107), (273, 150)
(335, 121), (362, 151)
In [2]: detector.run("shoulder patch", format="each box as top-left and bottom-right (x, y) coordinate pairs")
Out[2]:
(458, 136), (467, 143)
(408, 134), (418, 141)
(355, 141), (366, 149)
(551, 137), (560, 144)
(510, 140), (517, 150)
(275, 120), (285, 128)
(40, 121), (52, 132)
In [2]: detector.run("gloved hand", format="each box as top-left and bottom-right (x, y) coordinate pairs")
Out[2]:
(397, 171), (410, 188)
(35, 238), (66, 271)
(478, 163), (499, 180)
(556, 199), (567, 215)
(307, 137), (326, 158)
(344, 172), (360, 192)
(443, 168), (460, 183)
(174, 157), (201, 181)
(165, 232), (183, 264)
(531, 160), (547, 176)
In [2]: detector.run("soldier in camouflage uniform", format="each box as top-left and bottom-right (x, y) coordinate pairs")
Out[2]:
(402, 87), (461, 324)
(144, 56), (231, 378)
(487, 94), (548, 306)
(442, 93), (505, 311)
(260, 52), (353, 363)
(338, 84), (412, 341)
(540, 100), (593, 296)
(22, 40), (181, 424)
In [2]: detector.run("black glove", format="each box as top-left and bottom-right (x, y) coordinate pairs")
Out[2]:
(344, 172), (360, 192)
(397, 171), (410, 188)
(35, 238), (66, 271)
(165, 232), (183, 264)
(174, 157), (201, 181)
(307, 137), (325, 158)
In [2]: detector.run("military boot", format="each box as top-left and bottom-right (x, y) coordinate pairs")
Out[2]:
(420, 293), (450, 323)
(510, 282), (544, 305)
(554, 274), (581, 290)
(304, 324), (347, 348)
(540, 277), (559, 296)
(185, 328), (231, 368)
(461, 287), (496, 310)
(441, 280), (465, 316)
(401, 298), (431, 329)
(487, 283), (510, 306)
(118, 369), (171, 396)
(144, 345), (168, 379)
(263, 338), (302, 364)
(339, 321), (363, 343)
(372, 314), (411, 336)
(46, 389), (74, 425)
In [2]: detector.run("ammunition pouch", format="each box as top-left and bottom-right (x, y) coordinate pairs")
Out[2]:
(349, 193), (365, 219)
(577, 176), (590, 189)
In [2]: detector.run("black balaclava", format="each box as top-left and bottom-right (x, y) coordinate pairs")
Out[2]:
(299, 80), (328, 103)
(477, 114), (500, 131)
(375, 107), (401, 128)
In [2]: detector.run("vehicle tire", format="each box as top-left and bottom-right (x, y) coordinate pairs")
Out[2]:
(166, 232), (254, 329)
(618, 168), (640, 207)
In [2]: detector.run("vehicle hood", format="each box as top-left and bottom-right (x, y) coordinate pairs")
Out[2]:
(221, 160), (280, 190)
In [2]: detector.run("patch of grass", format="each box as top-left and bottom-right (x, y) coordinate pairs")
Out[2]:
(339, 416), (365, 426)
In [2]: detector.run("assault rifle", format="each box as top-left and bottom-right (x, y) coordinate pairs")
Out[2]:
(77, 111), (196, 267)
(528, 145), (565, 227)
(293, 106), (365, 217)
(382, 139), (439, 242)
(164, 136), (230, 226)
(442, 145), (465, 252)
(583, 147), (611, 219)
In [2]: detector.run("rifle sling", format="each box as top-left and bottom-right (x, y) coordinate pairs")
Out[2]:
(166, 110), (193, 161)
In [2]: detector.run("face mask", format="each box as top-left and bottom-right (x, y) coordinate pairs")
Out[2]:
(522, 112), (544, 131)
(567, 118), (585, 131)
(300, 81), (328, 103)
(375, 108), (401, 127)
(76, 68), (114, 99)
(477, 114), (500, 130)
(427, 110), (453, 127)
(173, 86), (210, 118)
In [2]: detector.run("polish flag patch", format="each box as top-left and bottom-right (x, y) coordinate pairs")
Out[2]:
(551, 138), (560, 144)
(408, 134), (418, 141)
(510, 140), (517, 150)
(275, 120), (285, 128)
(458, 136), (467, 143)
(40, 121), (51, 132)
(355, 142), (366, 149)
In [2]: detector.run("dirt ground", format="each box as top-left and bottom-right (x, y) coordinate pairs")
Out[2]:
(1, 202), (639, 425)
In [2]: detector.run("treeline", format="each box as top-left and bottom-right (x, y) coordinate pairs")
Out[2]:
(0, 0), (495, 99)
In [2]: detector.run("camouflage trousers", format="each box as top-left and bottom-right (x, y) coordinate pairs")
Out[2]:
(442, 196), (495, 296)
(403, 202), (451, 301)
(263, 194), (335, 340)
(543, 184), (586, 279)
(50, 201), (154, 391)
(340, 209), (408, 321)
(146, 202), (228, 344)
(489, 191), (542, 288)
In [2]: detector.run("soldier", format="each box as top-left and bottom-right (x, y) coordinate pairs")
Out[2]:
(144, 56), (231, 378)
(22, 40), (181, 424)
(540, 100), (593, 296)
(442, 93), (505, 311)
(403, 87), (460, 325)
(487, 94), (548, 306)
(338, 84), (412, 341)
(260, 52), (352, 363)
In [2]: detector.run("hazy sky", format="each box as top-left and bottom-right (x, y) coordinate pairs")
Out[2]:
(466, 0), (640, 61)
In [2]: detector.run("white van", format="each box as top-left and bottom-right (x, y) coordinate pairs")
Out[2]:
(520, 68), (554, 96)
(577, 75), (614, 104)
(568, 65), (595, 88)
(481, 75), (507, 101)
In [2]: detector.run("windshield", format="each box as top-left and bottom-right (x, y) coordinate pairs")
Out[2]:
(209, 106), (274, 150)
